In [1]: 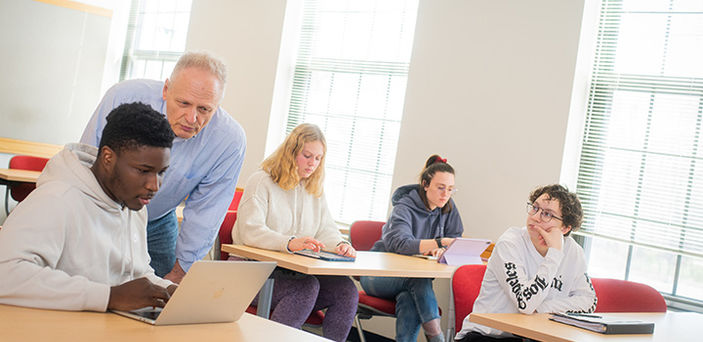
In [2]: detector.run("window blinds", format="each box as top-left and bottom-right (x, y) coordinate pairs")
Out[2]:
(575, 0), (703, 259)
(286, 0), (419, 224)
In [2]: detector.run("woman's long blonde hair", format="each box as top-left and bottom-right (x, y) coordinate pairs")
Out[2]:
(261, 123), (326, 197)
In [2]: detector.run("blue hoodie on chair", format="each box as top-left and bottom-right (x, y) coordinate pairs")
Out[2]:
(371, 184), (464, 255)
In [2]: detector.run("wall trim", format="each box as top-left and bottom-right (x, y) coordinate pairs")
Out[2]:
(33, 0), (112, 17)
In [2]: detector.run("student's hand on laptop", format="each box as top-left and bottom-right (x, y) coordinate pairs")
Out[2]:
(167, 284), (178, 296)
(288, 237), (325, 252)
(108, 277), (171, 311)
(335, 243), (356, 257)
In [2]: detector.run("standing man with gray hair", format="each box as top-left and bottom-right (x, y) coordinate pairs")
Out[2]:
(80, 51), (246, 283)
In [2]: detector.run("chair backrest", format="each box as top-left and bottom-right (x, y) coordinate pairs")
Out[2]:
(591, 278), (666, 312)
(349, 220), (384, 251)
(228, 188), (244, 211)
(219, 188), (245, 260)
(8, 155), (49, 202)
(451, 264), (487, 333)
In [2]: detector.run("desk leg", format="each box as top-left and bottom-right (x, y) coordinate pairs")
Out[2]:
(446, 282), (455, 342)
(256, 278), (274, 319)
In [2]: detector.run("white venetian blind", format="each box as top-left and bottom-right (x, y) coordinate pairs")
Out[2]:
(575, 0), (703, 258)
(285, 0), (419, 224)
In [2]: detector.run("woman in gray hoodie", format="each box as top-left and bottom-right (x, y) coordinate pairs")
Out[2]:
(360, 155), (464, 342)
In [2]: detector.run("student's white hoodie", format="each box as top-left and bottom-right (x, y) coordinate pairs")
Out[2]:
(455, 226), (597, 339)
(0, 143), (172, 311)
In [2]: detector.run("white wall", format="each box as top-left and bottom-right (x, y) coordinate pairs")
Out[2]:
(396, 0), (586, 243)
(186, 0), (289, 187)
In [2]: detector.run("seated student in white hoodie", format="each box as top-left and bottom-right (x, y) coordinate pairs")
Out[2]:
(455, 184), (597, 342)
(0, 102), (177, 312)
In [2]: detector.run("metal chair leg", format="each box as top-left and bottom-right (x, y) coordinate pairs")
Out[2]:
(354, 314), (367, 342)
(256, 278), (274, 319)
(5, 188), (11, 215)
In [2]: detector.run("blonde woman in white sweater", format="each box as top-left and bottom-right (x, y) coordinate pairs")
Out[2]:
(231, 123), (357, 342)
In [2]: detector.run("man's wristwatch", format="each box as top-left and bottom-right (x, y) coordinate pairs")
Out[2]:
(435, 237), (443, 248)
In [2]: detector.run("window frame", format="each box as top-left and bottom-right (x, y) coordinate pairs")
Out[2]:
(572, 0), (703, 311)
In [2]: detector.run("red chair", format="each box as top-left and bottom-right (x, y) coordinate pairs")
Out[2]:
(350, 220), (384, 252)
(4, 155), (49, 214)
(449, 264), (487, 338)
(350, 220), (395, 342)
(217, 187), (245, 260)
(591, 278), (667, 312)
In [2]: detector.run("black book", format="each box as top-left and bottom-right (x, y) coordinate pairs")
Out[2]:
(549, 312), (655, 335)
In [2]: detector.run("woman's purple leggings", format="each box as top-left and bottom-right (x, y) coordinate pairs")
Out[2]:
(254, 270), (359, 342)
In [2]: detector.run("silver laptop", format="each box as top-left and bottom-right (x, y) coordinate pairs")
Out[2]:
(111, 260), (275, 325)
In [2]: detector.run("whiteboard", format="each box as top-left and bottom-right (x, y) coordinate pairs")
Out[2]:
(0, 0), (111, 145)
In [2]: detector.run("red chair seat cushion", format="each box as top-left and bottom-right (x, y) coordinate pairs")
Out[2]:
(304, 309), (325, 325)
(358, 291), (396, 315)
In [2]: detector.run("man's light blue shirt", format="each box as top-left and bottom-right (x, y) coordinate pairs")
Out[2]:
(80, 79), (246, 272)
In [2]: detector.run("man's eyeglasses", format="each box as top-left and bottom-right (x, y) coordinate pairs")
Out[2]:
(526, 202), (562, 222)
(434, 185), (457, 195)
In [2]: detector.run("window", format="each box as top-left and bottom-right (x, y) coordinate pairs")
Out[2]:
(574, 0), (703, 307)
(284, 0), (419, 224)
(120, 0), (193, 81)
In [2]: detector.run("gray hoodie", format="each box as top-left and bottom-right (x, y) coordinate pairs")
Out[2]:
(371, 184), (464, 255)
(0, 143), (171, 311)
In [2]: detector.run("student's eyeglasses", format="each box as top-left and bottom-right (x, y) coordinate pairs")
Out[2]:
(526, 202), (562, 222)
(434, 185), (457, 195)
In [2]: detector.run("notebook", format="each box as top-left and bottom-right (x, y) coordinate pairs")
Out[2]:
(111, 260), (275, 325)
(549, 312), (655, 334)
(437, 238), (492, 265)
(294, 249), (356, 262)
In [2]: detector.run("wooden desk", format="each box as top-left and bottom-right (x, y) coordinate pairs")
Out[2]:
(223, 244), (457, 320)
(0, 168), (42, 214)
(222, 244), (457, 278)
(469, 312), (701, 342)
(0, 137), (62, 159)
(0, 168), (41, 183)
(0, 304), (329, 341)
